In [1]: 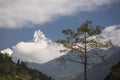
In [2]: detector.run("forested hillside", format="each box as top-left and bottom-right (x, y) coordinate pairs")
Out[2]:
(0, 52), (54, 80)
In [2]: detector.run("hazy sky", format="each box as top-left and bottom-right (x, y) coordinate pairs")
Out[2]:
(0, 0), (120, 50)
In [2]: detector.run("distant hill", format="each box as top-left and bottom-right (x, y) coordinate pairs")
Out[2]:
(0, 52), (54, 80)
(75, 47), (120, 80)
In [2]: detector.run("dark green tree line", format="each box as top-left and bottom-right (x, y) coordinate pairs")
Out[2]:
(0, 52), (54, 80)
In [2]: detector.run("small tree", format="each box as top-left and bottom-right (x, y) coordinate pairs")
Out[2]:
(57, 21), (114, 80)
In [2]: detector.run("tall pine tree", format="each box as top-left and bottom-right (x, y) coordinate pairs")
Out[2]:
(57, 21), (114, 80)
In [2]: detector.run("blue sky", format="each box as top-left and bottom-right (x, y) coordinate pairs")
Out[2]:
(0, 0), (120, 50)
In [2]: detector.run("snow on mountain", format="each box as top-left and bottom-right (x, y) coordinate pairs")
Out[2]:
(1, 48), (13, 56)
(34, 30), (46, 42)
(34, 30), (51, 42)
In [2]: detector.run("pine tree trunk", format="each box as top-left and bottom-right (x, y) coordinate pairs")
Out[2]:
(84, 57), (87, 80)
(84, 33), (87, 80)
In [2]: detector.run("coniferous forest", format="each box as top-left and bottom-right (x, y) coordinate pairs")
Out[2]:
(0, 52), (54, 80)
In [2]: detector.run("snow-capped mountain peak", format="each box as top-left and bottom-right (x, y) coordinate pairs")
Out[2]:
(33, 30), (46, 42)
(1, 48), (13, 56)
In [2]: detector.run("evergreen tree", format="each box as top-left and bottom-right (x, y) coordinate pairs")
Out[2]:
(57, 20), (114, 80)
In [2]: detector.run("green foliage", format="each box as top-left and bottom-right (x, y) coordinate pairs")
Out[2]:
(57, 20), (114, 64)
(105, 62), (120, 80)
(57, 20), (114, 80)
(0, 53), (54, 80)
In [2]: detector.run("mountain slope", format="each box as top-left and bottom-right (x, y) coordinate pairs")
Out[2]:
(0, 52), (54, 80)
(26, 47), (117, 80)
(27, 56), (82, 80)
(105, 61), (120, 80)
(75, 47), (120, 80)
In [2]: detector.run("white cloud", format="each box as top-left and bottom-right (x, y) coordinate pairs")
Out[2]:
(0, 0), (119, 28)
(11, 30), (66, 63)
(102, 25), (120, 46)
(12, 41), (65, 63)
